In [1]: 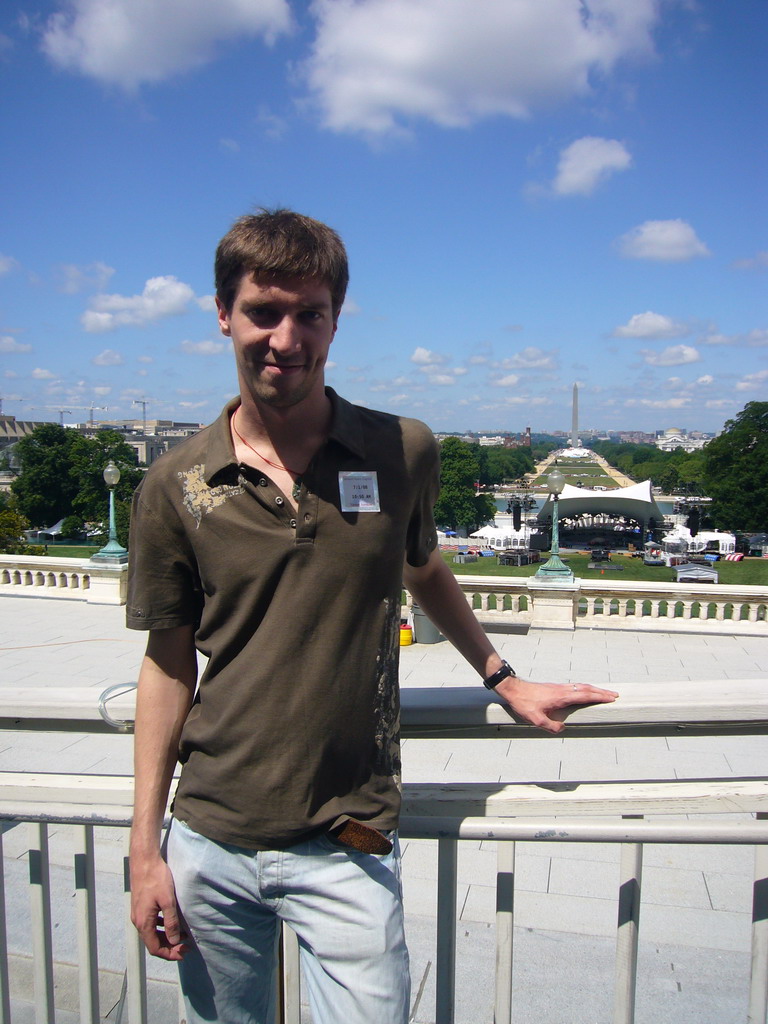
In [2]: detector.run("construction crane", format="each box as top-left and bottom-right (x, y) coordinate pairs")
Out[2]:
(87, 404), (108, 426)
(42, 405), (108, 426)
(0, 396), (25, 417)
(132, 397), (152, 435)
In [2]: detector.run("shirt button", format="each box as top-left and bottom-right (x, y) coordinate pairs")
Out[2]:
(275, 496), (284, 506)
(290, 518), (297, 528)
(304, 513), (312, 523)
(259, 478), (268, 487)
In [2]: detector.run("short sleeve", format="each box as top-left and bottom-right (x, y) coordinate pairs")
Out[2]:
(404, 426), (440, 568)
(126, 480), (203, 631)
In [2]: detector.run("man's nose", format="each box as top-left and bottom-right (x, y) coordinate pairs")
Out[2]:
(270, 316), (302, 355)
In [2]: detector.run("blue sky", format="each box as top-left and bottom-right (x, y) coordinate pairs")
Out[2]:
(1, 0), (765, 435)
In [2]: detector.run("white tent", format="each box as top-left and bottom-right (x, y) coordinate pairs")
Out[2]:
(538, 480), (665, 525)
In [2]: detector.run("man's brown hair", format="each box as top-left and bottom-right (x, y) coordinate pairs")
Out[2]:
(215, 208), (349, 318)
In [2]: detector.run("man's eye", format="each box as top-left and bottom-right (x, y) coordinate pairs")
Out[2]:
(248, 308), (279, 327)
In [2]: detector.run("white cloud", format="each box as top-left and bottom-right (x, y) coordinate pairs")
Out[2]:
(41, 0), (292, 90)
(427, 374), (456, 386)
(736, 369), (768, 391)
(137, 355), (154, 364)
(732, 250), (768, 271)
(411, 346), (446, 366)
(504, 346), (556, 369)
(493, 374), (521, 387)
(0, 335), (32, 353)
(196, 295), (217, 312)
(696, 375), (714, 386)
(613, 311), (689, 339)
(255, 104), (290, 140)
(305, 0), (658, 135)
(55, 261), (114, 294)
(32, 368), (56, 379)
(180, 339), (228, 356)
(82, 275), (199, 331)
(699, 327), (768, 347)
(93, 386), (112, 396)
(699, 332), (736, 346)
(92, 348), (124, 366)
(553, 137), (632, 196)
(626, 397), (691, 409)
(642, 345), (700, 367)
(497, 394), (549, 407)
(619, 219), (710, 262)
(0, 253), (18, 275)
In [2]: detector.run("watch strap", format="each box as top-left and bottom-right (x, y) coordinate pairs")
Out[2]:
(482, 659), (516, 690)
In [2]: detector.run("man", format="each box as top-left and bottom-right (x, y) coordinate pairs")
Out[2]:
(127, 208), (617, 1024)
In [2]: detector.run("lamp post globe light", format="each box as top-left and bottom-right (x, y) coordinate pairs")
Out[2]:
(534, 465), (575, 581)
(90, 461), (129, 564)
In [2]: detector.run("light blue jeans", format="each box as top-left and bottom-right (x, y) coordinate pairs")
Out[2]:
(166, 818), (410, 1024)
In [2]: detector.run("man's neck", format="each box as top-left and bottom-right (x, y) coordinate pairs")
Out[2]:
(235, 386), (333, 448)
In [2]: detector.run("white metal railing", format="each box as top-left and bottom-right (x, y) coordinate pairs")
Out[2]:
(2, 682), (768, 1023)
(0, 555), (127, 605)
(417, 576), (768, 635)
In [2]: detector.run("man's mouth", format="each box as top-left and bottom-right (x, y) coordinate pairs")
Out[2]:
(259, 362), (305, 374)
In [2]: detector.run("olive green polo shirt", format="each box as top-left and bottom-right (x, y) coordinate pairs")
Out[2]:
(127, 389), (439, 849)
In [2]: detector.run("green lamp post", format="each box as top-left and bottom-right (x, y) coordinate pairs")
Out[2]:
(534, 466), (574, 581)
(90, 461), (129, 564)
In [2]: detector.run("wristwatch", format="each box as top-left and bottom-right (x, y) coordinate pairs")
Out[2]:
(482, 659), (516, 690)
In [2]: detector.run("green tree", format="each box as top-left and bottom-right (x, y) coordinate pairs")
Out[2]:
(702, 402), (768, 531)
(68, 431), (143, 523)
(11, 425), (143, 545)
(481, 446), (535, 486)
(11, 424), (79, 525)
(433, 437), (496, 532)
(61, 514), (85, 539)
(0, 509), (30, 553)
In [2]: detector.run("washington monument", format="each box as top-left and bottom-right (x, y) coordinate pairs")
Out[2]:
(571, 382), (579, 448)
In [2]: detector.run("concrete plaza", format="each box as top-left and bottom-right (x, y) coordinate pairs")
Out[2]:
(1, 593), (767, 1022)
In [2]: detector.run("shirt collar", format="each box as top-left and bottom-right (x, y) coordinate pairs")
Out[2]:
(203, 388), (366, 486)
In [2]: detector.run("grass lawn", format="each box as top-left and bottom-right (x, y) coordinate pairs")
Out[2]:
(38, 545), (103, 558)
(533, 464), (613, 488)
(443, 550), (768, 585)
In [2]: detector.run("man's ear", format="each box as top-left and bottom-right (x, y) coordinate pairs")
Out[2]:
(215, 297), (231, 337)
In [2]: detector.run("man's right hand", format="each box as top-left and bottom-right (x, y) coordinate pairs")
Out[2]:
(129, 850), (188, 960)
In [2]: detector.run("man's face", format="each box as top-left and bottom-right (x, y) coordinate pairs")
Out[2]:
(217, 275), (337, 411)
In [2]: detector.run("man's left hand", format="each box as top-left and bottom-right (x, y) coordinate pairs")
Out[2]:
(493, 676), (618, 734)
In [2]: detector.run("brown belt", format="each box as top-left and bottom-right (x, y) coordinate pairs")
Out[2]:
(330, 819), (393, 855)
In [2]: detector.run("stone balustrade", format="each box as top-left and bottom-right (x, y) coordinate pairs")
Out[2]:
(2, 553), (766, 631)
(0, 554), (127, 605)
(408, 574), (768, 635)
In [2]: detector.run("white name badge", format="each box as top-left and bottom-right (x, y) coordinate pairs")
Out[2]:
(339, 471), (381, 512)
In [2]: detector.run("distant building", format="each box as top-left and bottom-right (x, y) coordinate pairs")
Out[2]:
(655, 428), (712, 453)
(0, 413), (206, 469)
(0, 415), (50, 446)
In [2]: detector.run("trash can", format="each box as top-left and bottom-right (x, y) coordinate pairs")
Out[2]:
(411, 603), (442, 644)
